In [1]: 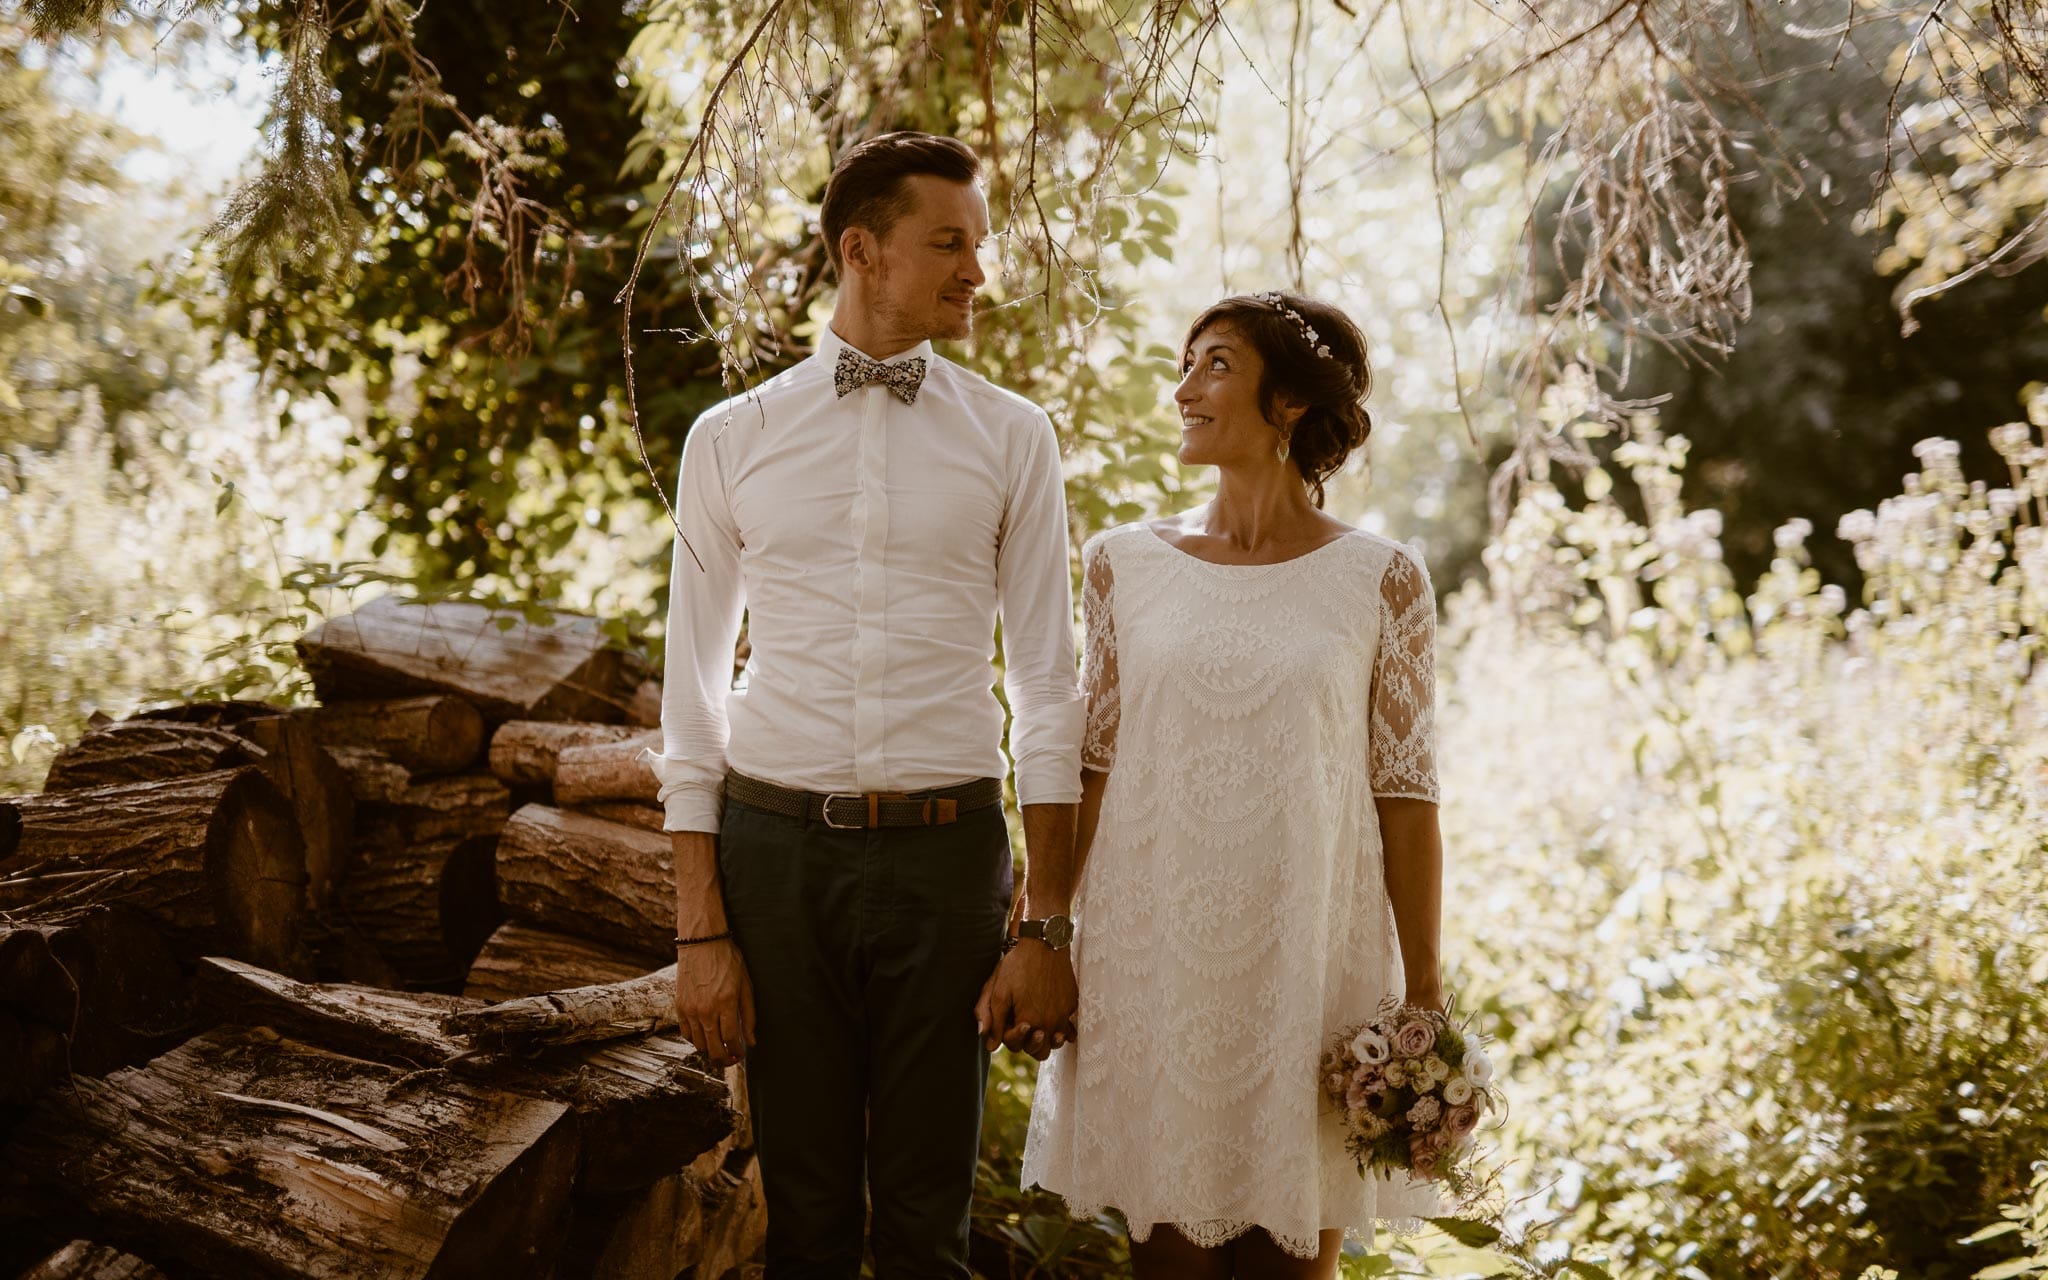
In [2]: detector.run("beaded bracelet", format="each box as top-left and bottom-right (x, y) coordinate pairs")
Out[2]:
(673, 931), (733, 948)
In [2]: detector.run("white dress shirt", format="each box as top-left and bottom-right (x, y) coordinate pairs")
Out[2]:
(639, 326), (1086, 833)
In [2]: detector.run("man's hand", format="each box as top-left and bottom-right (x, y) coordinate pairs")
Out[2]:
(674, 939), (755, 1070)
(975, 940), (1078, 1060)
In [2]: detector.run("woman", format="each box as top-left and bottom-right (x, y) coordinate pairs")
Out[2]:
(1021, 291), (1446, 1277)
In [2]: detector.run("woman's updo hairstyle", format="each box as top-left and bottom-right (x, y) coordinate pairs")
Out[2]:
(1182, 290), (1373, 508)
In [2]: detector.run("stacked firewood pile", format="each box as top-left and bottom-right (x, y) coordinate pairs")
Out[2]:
(0, 598), (766, 1280)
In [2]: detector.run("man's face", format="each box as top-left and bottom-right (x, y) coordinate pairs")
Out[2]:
(868, 176), (991, 343)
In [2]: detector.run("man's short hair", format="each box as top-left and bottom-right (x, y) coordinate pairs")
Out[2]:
(820, 132), (981, 274)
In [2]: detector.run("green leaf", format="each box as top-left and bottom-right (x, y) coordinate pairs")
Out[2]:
(1972, 1260), (2048, 1280)
(1960, 1222), (2022, 1244)
(1426, 1216), (1504, 1247)
(1557, 1261), (1615, 1279)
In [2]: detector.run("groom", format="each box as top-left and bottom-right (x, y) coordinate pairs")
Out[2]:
(642, 131), (1084, 1277)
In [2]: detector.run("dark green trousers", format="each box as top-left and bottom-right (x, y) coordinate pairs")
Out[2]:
(718, 789), (1012, 1279)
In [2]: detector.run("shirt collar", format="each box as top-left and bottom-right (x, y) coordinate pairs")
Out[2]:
(816, 324), (935, 370)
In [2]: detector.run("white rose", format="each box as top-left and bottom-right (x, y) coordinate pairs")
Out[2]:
(1443, 1076), (1474, 1106)
(1424, 1055), (1450, 1083)
(1384, 1060), (1407, 1087)
(1350, 1029), (1392, 1064)
(1463, 1046), (1494, 1086)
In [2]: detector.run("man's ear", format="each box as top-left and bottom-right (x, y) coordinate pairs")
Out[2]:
(839, 226), (876, 276)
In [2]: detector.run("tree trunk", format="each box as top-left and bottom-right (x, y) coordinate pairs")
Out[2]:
(40, 722), (264, 791)
(0, 769), (306, 973)
(487, 722), (650, 790)
(324, 745), (414, 805)
(494, 806), (673, 961)
(295, 695), (486, 776)
(195, 958), (735, 1195)
(339, 771), (509, 989)
(0, 1024), (581, 1280)
(443, 965), (678, 1052)
(296, 597), (637, 726)
(551, 735), (660, 808)
(16, 1241), (170, 1280)
(463, 921), (651, 1004)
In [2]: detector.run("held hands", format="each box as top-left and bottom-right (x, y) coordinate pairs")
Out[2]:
(975, 940), (1078, 1061)
(673, 939), (755, 1070)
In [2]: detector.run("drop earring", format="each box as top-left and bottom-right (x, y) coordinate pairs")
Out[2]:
(1276, 434), (1292, 463)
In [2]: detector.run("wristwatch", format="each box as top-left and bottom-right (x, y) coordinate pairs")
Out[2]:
(1008, 914), (1075, 951)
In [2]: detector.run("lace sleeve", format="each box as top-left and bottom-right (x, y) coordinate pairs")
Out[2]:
(1370, 546), (1439, 802)
(1080, 535), (1120, 773)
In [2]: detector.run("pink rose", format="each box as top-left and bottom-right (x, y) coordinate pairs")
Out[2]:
(1392, 1019), (1436, 1059)
(1345, 1080), (1373, 1111)
(1352, 1063), (1386, 1094)
(1445, 1102), (1479, 1137)
(1407, 1132), (1441, 1180)
(1325, 1071), (1349, 1100)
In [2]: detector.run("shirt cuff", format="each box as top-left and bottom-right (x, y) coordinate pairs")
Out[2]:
(1011, 696), (1086, 806)
(638, 746), (725, 833)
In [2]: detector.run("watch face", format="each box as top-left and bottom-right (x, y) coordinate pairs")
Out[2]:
(1044, 915), (1075, 949)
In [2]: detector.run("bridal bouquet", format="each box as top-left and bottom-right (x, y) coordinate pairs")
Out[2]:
(1321, 996), (1500, 1185)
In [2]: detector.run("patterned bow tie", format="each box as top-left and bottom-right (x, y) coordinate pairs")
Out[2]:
(834, 347), (927, 405)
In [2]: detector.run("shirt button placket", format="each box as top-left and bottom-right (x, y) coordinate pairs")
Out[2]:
(851, 389), (890, 792)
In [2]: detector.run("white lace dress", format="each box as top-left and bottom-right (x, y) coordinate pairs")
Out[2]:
(1021, 522), (1444, 1256)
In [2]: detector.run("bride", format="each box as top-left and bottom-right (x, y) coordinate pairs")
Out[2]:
(1021, 290), (1447, 1276)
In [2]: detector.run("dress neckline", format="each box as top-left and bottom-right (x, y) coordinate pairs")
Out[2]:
(1141, 523), (1361, 570)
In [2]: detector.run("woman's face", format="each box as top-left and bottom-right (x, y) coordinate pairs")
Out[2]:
(1174, 321), (1289, 469)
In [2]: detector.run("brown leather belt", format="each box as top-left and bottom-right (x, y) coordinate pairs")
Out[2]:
(724, 771), (1003, 829)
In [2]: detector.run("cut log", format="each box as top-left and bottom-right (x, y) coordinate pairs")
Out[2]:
(296, 596), (637, 725)
(229, 714), (355, 914)
(324, 745), (413, 805)
(0, 1023), (581, 1280)
(488, 721), (649, 789)
(623, 678), (662, 729)
(0, 768), (306, 972)
(40, 722), (264, 791)
(552, 735), (661, 808)
(339, 771), (510, 988)
(463, 921), (651, 1004)
(0, 1007), (69, 1107)
(496, 805), (673, 961)
(16, 1240), (171, 1280)
(295, 695), (486, 775)
(0, 800), (18, 861)
(572, 801), (666, 834)
(197, 958), (735, 1194)
(60, 712), (353, 914)
(0, 905), (193, 1077)
(444, 965), (678, 1052)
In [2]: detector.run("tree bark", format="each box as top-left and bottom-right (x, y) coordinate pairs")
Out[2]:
(41, 722), (264, 791)
(339, 771), (509, 989)
(196, 958), (735, 1195)
(0, 1023), (581, 1280)
(487, 722), (649, 790)
(230, 714), (356, 914)
(295, 695), (486, 776)
(296, 597), (637, 726)
(550, 735), (660, 808)
(324, 745), (414, 805)
(0, 769), (306, 973)
(443, 965), (678, 1052)
(494, 806), (673, 961)
(463, 921), (651, 1005)
(570, 801), (666, 834)
(16, 1241), (170, 1280)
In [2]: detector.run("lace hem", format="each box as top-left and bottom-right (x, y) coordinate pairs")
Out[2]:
(1075, 1206), (1436, 1259)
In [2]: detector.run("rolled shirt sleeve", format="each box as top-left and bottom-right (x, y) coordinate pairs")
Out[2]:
(997, 410), (1085, 807)
(638, 409), (747, 833)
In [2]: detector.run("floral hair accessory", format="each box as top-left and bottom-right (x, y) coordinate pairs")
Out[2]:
(1253, 290), (1334, 359)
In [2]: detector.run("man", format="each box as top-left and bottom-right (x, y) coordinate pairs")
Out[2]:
(640, 131), (1084, 1278)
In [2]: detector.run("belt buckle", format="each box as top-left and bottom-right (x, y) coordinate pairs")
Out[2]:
(822, 793), (864, 830)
